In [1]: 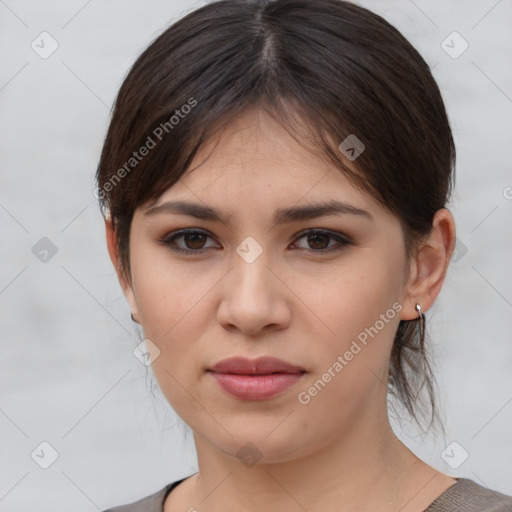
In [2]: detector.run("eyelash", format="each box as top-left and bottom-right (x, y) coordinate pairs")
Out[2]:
(158, 229), (352, 256)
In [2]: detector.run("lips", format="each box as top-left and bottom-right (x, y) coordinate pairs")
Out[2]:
(208, 356), (305, 375)
(207, 356), (306, 400)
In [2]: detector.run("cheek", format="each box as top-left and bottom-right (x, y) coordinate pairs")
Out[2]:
(310, 257), (403, 344)
(296, 257), (403, 400)
(130, 241), (211, 336)
(294, 274), (401, 427)
(133, 260), (212, 420)
(129, 249), (228, 412)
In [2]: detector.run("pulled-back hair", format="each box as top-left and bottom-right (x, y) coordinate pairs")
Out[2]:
(96, 0), (456, 431)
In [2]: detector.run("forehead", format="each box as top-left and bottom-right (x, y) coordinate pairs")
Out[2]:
(135, 106), (403, 237)
(152, 107), (375, 209)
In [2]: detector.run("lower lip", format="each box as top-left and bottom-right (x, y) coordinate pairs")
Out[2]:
(208, 372), (305, 400)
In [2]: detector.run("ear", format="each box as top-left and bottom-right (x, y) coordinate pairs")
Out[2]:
(400, 208), (456, 320)
(105, 217), (140, 322)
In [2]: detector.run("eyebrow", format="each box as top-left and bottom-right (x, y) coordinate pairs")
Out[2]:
(143, 199), (373, 225)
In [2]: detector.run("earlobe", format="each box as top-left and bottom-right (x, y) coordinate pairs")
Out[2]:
(400, 208), (456, 321)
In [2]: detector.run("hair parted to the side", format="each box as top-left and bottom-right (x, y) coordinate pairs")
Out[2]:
(95, 0), (456, 433)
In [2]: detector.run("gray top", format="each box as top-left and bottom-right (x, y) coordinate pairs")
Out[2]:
(103, 476), (512, 511)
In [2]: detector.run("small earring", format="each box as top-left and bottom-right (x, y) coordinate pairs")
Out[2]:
(415, 303), (425, 339)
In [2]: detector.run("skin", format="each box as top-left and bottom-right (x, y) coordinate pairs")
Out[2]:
(106, 106), (457, 512)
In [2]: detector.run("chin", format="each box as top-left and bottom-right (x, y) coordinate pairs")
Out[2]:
(201, 423), (318, 467)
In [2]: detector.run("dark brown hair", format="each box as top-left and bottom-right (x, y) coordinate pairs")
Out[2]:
(96, 0), (455, 431)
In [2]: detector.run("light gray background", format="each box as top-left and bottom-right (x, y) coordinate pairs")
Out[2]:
(1, 0), (511, 510)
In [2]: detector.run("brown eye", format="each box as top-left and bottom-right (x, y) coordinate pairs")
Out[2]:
(306, 232), (330, 250)
(182, 232), (208, 250)
(292, 229), (351, 254)
(159, 229), (218, 254)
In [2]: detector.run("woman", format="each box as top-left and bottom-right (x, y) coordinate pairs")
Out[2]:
(96, 0), (512, 510)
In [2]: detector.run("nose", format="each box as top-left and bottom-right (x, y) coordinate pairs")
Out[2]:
(216, 248), (291, 336)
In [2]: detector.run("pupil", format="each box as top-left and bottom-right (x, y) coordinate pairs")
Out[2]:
(186, 233), (206, 249)
(309, 233), (329, 249)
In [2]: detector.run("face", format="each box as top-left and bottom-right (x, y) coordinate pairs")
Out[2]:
(118, 107), (417, 464)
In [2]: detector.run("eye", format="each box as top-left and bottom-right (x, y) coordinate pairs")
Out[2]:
(158, 229), (351, 255)
(158, 229), (217, 254)
(291, 229), (351, 254)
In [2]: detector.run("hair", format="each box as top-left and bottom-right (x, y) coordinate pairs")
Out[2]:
(96, 0), (455, 433)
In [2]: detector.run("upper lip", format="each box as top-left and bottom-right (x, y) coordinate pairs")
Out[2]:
(208, 356), (305, 375)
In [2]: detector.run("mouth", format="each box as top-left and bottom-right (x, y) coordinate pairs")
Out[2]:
(207, 356), (306, 400)
(208, 355), (306, 374)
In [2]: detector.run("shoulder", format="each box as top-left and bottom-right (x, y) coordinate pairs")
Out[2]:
(426, 478), (512, 512)
(101, 482), (174, 512)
